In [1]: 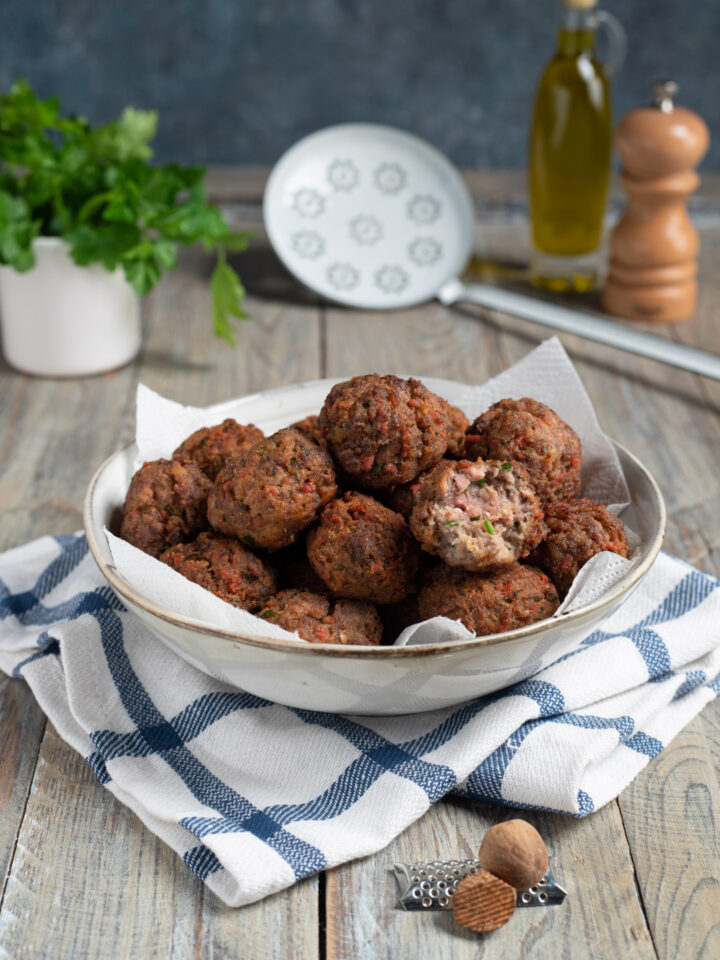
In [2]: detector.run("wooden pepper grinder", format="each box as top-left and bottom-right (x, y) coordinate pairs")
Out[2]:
(603, 81), (710, 322)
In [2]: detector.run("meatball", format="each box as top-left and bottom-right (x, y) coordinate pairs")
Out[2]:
(160, 532), (276, 611)
(409, 459), (546, 571)
(120, 458), (212, 558)
(172, 419), (264, 480)
(307, 492), (422, 604)
(418, 563), (559, 636)
(382, 481), (419, 519)
(442, 400), (470, 459)
(207, 427), (337, 551)
(291, 414), (326, 446)
(319, 374), (447, 489)
(257, 590), (382, 646)
(531, 498), (629, 597)
(464, 397), (582, 502)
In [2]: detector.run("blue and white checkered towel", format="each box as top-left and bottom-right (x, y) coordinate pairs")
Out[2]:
(1, 533), (719, 907)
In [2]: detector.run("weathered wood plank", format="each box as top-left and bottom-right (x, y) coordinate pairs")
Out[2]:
(325, 798), (656, 960)
(618, 701), (720, 960)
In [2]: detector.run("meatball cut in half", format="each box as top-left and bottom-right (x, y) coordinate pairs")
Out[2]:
(120, 458), (212, 558)
(442, 399), (470, 459)
(160, 532), (276, 612)
(464, 397), (582, 502)
(307, 492), (422, 605)
(172, 419), (264, 481)
(531, 498), (629, 598)
(258, 590), (382, 646)
(207, 427), (337, 551)
(409, 459), (546, 571)
(418, 563), (559, 637)
(318, 374), (447, 489)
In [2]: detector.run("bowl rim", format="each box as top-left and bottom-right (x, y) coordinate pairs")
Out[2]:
(83, 393), (666, 660)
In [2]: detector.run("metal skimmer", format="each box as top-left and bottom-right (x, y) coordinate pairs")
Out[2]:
(393, 858), (567, 911)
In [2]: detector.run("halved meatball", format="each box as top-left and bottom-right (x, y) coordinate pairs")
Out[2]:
(160, 532), (276, 611)
(464, 397), (582, 502)
(442, 400), (470, 459)
(257, 590), (382, 645)
(207, 427), (337, 551)
(409, 459), (546, 571)
(307, 492), (422, 604)
(530, 498), (629, 597)
(319, 374), (447, 489)
(418, 563), (559, 636)
(120, 458), (212, 558)
(173, 419), (264, 480)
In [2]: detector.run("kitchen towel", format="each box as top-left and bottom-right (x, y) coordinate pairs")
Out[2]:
(1, 532), (718, 907)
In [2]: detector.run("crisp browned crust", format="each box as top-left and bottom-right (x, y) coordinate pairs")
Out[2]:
(173, 419), (264, 480)
(257, 589), (382, 645)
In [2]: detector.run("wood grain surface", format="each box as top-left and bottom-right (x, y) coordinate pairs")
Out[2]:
(0, 169), (718, 959)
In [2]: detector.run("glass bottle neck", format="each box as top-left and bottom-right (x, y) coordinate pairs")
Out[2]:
(557, 7), (596, 57)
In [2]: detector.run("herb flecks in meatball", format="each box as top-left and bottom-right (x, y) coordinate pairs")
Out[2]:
(465, 397), (581, 502)
(410, 459), (546, 571)
(120, 458), (212, 558)
(307, 492), (422, 604)
(319, 374), (447, 489)
(173, 419), (264, 480)
(160, 532), (276, 611)
(258, 590), (382, 645)
(418, 563), (559, 636)
(530, 498), (629, 597)
(207, 427), (337, 551)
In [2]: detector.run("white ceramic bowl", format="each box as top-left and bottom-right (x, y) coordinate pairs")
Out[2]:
(84, 377), (666, 716)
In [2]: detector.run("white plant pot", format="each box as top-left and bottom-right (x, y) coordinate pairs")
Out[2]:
(0, 237), (141, 377)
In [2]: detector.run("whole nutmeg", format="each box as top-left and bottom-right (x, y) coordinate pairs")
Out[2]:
(478, 819), (548, 891)
(452, 868), (516, 933)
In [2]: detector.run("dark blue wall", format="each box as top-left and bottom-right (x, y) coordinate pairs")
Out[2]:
(2, 1), (718, 168)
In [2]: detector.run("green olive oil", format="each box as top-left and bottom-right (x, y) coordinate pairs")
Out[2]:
(529, 5), (612, 291)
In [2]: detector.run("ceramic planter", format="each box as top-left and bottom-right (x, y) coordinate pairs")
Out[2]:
(0, 237), (141, 377)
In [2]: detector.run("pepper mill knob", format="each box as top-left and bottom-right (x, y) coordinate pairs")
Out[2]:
(603, 82), (710, 322)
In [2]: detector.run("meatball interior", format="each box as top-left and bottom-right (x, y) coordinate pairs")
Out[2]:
(531, 497), (629, 597)
(258, 589), (382, 646)
(120, 458), (212, 558)
(207, 427), (337, 551)
(319, 374), (447, 489)
(307, 492), (421, 604)
(173, 419), (264, 480)
(418, 563), (559, 636)
(410, 459), (545, 570)
(160, 532), (276, 611)
(465, 397), (582, 502)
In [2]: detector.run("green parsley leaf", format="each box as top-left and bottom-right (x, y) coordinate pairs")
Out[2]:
(210, 250), (249, 345)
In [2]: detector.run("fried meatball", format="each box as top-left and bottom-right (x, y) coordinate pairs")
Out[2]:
(530, 498), (629, 597)
(160, 532), (276, 611)
(207, 427), (337, 551)
(319, 374), (447, 489)
(382, 481), (419, 519)
(291, 414), (326, 446)
(418, 563), (559, 636)
(442, 400), (470, 459)
(307, 492), (422, 604)
(409, 459), (546, 571)
(172, 419), (264, 480)
(120, 458), (212, 558)
(464, 398), (582, 502)
(258, 590), (382, 645)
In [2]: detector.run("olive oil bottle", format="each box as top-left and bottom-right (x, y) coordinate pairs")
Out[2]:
(529, 0), (624, 291)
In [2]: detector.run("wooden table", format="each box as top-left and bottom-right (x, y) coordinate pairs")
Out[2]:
(1, 169), (719, 959)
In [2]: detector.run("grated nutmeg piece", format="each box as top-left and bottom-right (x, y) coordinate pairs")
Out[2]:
(452, 868), (516, 933)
